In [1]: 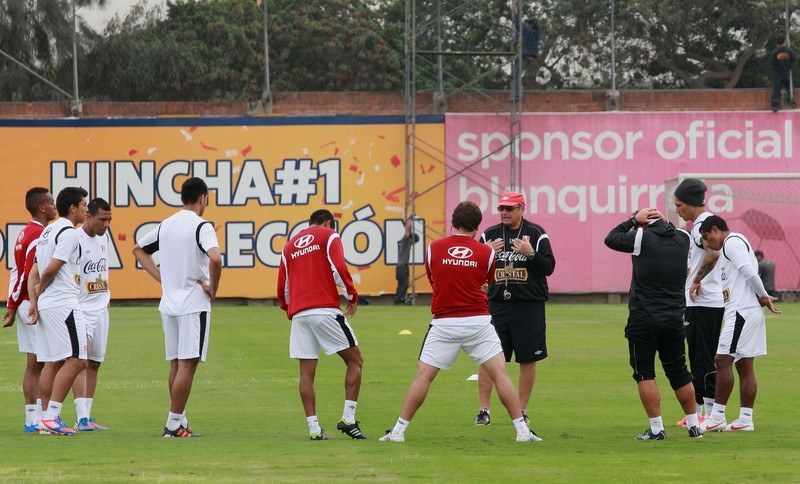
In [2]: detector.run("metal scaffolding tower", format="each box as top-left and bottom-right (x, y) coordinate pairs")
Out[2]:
(403, 0), (526, 303)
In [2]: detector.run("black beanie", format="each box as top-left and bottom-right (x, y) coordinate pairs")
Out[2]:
(674, 178), (707, 207)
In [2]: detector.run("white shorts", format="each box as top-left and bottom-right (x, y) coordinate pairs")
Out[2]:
(36, 305), (87, 363)
(84, 308), (109, 363)
(15, 300), (37, 354)
(418, 315), (502, 370)
(717, 307), (767, 362)
(289, 311), (358, 359)
(162, 312), (210, 362)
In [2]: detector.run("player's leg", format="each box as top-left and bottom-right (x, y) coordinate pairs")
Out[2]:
(626, 319), (665, 440)
(511, 301), (547, 421)
(658, 324), (701, 437)
(298, 358), (318, 417)
(82, 309), (109, 430)
(380, 322), (453, 442)
(475, 314), (511, 425)
(17, 303), (43, 431)
(467, 319), (540, 441)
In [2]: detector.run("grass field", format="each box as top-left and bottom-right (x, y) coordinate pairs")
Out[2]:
(1, 303), (798, 482)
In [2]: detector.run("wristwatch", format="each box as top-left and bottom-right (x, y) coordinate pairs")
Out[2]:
(526, 251), (536, 261)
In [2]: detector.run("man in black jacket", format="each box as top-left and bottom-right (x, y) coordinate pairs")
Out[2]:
(473, 191), (555, 428)
(605, 208), (701, 440)
(770, 32), (795, 112)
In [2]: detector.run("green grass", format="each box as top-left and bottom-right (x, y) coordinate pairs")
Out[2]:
(1, 303), (798, 482)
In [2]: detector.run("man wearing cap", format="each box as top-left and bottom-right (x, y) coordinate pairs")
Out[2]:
(473, 191), (555, 427)
(673, 178), (725, 426)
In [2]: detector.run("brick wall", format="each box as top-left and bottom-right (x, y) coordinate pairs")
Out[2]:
(0, 89), (792, 118)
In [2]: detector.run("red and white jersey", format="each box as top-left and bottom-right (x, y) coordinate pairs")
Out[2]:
(78, 228), (110, 311)
(277, 225), (358, 320)
(35, 218), (81, 311)
(426, 234), (495, 319)
(6, 220), (44, 311)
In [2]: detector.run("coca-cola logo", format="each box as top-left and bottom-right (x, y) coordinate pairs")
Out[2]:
(84, 258), (107, 274)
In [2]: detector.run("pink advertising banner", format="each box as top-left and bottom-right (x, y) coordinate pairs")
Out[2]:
(445, 112), (800, 293)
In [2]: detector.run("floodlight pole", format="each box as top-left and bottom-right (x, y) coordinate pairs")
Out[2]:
(786, 0), (793, 95)
(71, 0), (81, 116)
(262, 0), (273, 112)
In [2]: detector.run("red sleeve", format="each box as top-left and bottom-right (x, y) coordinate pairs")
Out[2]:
(425, 243), (434, 286)
(276, 256), (289, 318)
(486, 249), (496, 286)
(328, 234), (358, 302)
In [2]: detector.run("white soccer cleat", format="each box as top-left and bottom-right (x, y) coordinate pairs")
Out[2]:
(699, 418), (727, 433)
(725, 419), (754, 432)
(378, 431), (405, 442)
(516, 429), (543, 442)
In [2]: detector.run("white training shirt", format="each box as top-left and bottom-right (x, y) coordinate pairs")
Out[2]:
(686, 212), (724, 307)
(138, 209), (219, 316)
(78, 228), (110, 311)
(35, 218), (81, 311)
(718, 232), (760, 312)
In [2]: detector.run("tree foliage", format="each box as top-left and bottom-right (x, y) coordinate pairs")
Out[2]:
(0, 0), (106, 101)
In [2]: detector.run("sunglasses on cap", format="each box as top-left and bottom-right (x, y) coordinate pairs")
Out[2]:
(497, 205), (521, 212)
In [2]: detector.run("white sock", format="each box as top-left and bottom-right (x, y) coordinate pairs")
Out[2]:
(166, 412), (182, 431)
(686, 413), (699, 428)
(44, 401), (63, 420)
(710, 403), (726, 422)
(648, 416), (664, 433)
(391, 417), (409, 435)
(738, 407), (753, 424)
(74, 397), (89, 421)
(703, 397), (715, 417)
(512, 416), (528, 434)
(342, 400), (357, 424)
(181, 414), (189, 428)
(695, 403), (703, 416)
(86, 398), (94, 418)
(307, 415), (321, 435)
(35, 398), (42, 422)
(25, 404), (38, 426)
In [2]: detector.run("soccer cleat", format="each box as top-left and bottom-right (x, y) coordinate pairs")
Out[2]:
(39, 417), (77, 436)
(688, 426), (704, 438)
(378, 430), (405, 442)
(635, 429), (666, 441)
(677, 415), (706, 428)
(88, 418), (109, 430)
(162, 425), (198, 438)
(516, 429), (543, 442)
(522, 411), (530, 425)
(309, 430), (329, 441)
(337, 420), (367, 439)
(24, 424), (40, 433)
(725, 419), (754, 432)
(474, 410), (490, 426)
(700, 418), (727, 433)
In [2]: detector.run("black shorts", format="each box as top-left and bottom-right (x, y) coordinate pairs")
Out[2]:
(625, 317), (692, 389)
(488, 300), (547, 364)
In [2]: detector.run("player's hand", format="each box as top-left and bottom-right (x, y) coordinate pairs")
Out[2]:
(27, 305), (38, 325)
(344, 300), (357, 317)
(2, 308), (15, 328)
(689, 281), (701, 303)
(759, 295), (782, 314)
(486, 239), (503, 253)
(199, 280), (216, 304)
(512, 237), (533, 257)
(481, 282), (489, 293)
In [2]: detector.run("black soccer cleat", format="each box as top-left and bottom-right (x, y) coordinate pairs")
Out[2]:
(635, 428), (666, 441)
(688, 426), (704, 438)
(337, 420), (367, 439)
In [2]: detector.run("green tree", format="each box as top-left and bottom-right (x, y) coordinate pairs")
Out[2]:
(0, 0), (107, 101)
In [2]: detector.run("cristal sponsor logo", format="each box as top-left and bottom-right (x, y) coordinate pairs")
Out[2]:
(84, 258), (107, 274)
(443, 246), (477, 267)
(86, 277), (109, 294)
(294, 234), (315, 249)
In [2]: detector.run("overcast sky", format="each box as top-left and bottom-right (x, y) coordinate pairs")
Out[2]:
(82, 0), (161, 31)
